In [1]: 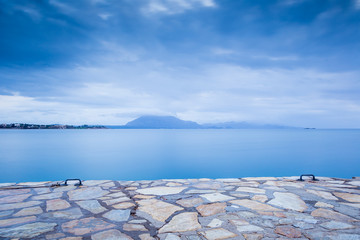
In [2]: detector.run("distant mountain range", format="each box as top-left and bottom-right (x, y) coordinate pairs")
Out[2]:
(107, 116), (298, 129)
(1, 116), (300, 129)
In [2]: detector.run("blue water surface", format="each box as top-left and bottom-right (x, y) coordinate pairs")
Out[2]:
(0, 129), (359, 182)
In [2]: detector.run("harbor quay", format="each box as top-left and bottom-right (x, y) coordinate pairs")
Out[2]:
(0, 176), (359, 239)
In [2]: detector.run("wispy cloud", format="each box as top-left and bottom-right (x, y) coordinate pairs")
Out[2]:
(252, 55), (299, 61)
(1, 61), (359, 128)
(355, 0), (360, 9)
(98, 13), (112, 20)
(1, 0), (359, 128)
(141, 0), (216, 15)
(0, 89), (162, 125)
(16, 6), (42, 20)
(211, 48), (236, 56)
(280, 0), (308, 6)
(198, 0), (216, 7)
(48, 0), (75, 14)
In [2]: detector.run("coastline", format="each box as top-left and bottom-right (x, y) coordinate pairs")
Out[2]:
(0, 176), (359, 239)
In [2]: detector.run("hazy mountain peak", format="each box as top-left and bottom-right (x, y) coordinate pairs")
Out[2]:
(125, 115), (202, 129)
(106, 115), (298, 129)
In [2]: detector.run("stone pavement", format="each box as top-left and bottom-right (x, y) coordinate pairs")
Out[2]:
(0, 177), (359, 239)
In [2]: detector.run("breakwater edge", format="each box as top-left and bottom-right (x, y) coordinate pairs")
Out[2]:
(0, 176), (359, 239)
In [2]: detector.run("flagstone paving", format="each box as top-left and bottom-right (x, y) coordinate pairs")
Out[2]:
(0, 177), (359, 239)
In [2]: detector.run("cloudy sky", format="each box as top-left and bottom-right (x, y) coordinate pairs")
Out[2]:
(1, 0), (360, 128)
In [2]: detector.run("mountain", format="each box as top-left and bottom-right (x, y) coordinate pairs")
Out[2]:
(107, 116), (298, 129)
(2, 117), (300, 129)
(116, 116), (202, 129)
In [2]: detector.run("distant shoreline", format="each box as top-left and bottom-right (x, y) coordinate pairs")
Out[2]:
(0, 123), (106, 129)
(1, 115), (302, 130)
(0, 124), (309, 130)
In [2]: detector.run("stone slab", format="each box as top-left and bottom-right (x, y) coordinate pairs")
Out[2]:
(200, 228), (237, 240)
(268, 192), (307, 212)
(136, 187), (186, 195)
(159, 212), (201, 233)
(0, 193), (31, 204)
(334, 192), (360, 203)
(62, 217), (115, 235)
(0, 215), (36, 227)
(230, 199), (281, 212)
(0, 222), (57, 238)
(91, 229), (133, 240)
(0, 177), (359, 239)
(13, 206), (43, 216)
(176, 197), (203, 207)
(236, 187), (266, 194)
(68, 187), (109, 201)
(196, 202), (226, 216)
(311, 208), (356, 222)
(200, 193), (235, 202)
(137, 199), (183, 223)
(103, 209), (130, 222)
(76, 200), (107, 214)
(46, 199), (71, 211)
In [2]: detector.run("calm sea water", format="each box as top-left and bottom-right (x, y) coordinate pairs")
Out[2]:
(0, 129), (359, 183)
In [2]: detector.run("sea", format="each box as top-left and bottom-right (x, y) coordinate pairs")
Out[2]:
(0, 129), (359, 183)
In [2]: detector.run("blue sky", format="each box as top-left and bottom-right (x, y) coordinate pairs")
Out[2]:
(0, 0), (360, 128)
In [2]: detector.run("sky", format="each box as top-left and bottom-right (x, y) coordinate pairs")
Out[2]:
(0, 0), (360, 128)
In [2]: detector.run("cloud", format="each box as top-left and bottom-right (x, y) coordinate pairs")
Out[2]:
(97, 41), (140, 63)
(48, 0), (75, 14)
(63, 83), (156, 107)
(211, 48), (236, 56)
(1, 61), (360, 128)
(91, 0), (108, 4)
(98, 13), (112, 20)
(198, 0), (216, 7)
(0, 87), (163, 125)
(356, 0), (360, 9)
(280, 0), (308, 6)
(1, 1), (359, 128)
(16, 6), (42, 20)
(252, 55), (299, 61)
(141, 0), (216, 15)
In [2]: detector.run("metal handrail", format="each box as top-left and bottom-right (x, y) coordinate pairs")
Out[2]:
(63, 178), (82, 186)
(298, 174), (318, 181)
